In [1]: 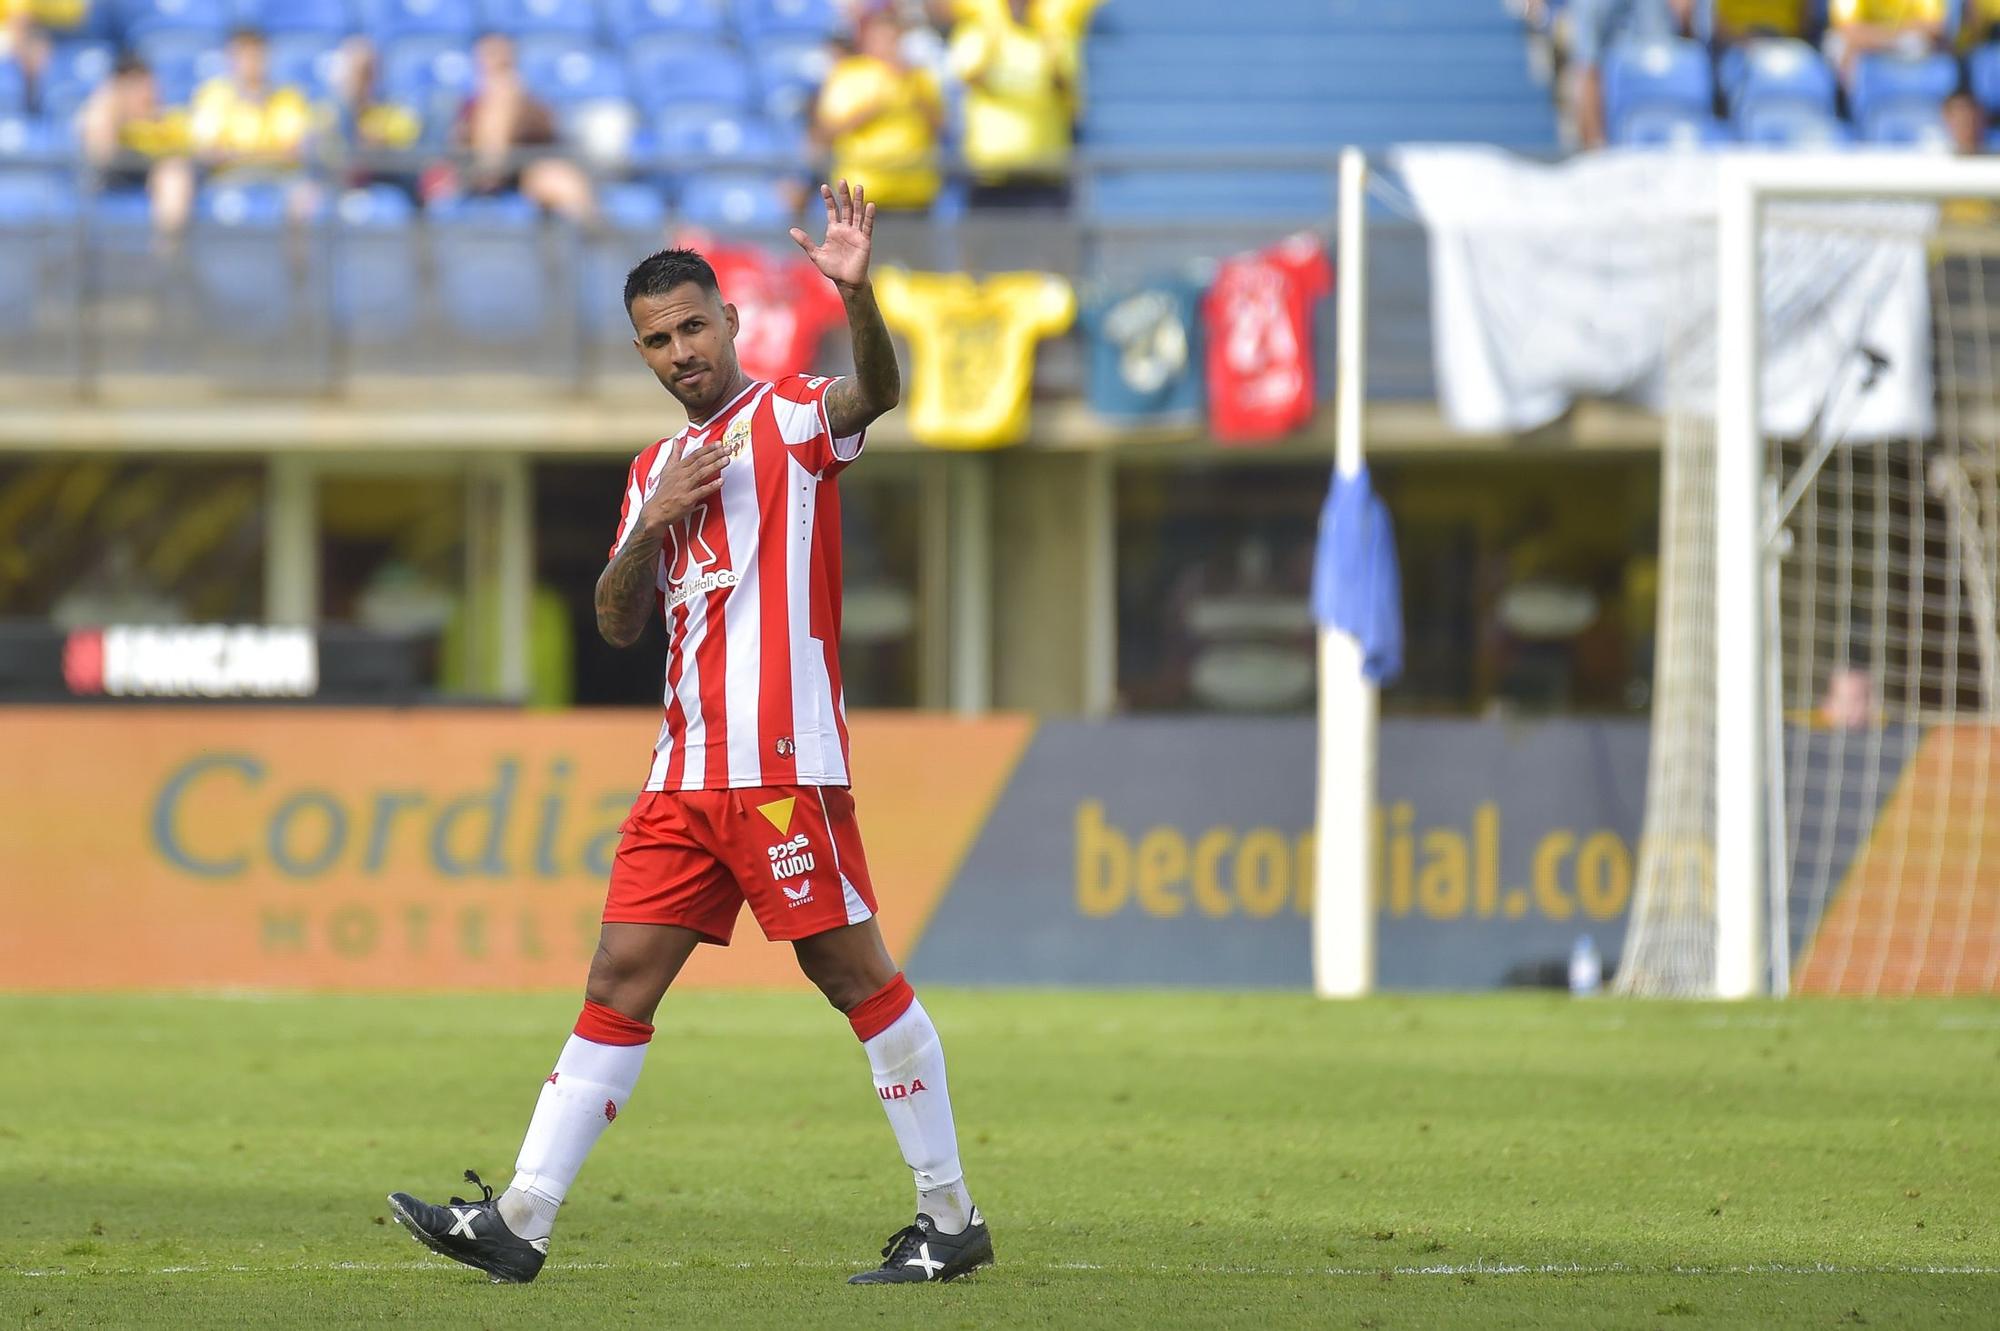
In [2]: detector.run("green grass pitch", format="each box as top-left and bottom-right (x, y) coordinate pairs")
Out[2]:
(3, 990), (1996, 1328)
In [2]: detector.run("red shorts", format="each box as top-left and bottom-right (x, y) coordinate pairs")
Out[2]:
(604, 785), (879, 945)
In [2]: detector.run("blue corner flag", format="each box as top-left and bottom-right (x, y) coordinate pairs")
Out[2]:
(1310, 463), (1404, 685)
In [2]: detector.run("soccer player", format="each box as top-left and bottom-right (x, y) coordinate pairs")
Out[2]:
(387, 181), (991, 1287)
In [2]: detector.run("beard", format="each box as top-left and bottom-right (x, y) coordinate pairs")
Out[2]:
(660, 360), (734, 419)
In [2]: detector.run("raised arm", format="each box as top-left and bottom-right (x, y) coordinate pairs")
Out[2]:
(789, 179), (901, 439)
(594, 439), (731, 648)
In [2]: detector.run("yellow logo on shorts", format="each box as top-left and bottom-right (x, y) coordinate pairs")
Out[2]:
(756, 796), (796, 834)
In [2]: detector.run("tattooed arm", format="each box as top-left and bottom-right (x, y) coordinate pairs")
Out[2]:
(825, 280), (900, 439)
(594, 439), (730, 648)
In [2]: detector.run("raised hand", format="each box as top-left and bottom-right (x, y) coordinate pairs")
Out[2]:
(789, 179), (875, 291)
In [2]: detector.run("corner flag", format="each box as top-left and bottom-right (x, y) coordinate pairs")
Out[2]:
(1309, 463), (1403, 685)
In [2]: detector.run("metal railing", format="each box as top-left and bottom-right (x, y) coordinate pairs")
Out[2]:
(0, 147), (1438, 402)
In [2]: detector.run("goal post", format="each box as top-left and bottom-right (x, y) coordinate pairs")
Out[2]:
(1623, 152), (2000, 999)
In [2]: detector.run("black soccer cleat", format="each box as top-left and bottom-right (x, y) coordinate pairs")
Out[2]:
(847, 1210), (993, 1284)
(387, 1170), (547, 1285)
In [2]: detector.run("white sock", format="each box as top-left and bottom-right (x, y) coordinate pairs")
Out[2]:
(862, 997), (974, 1233)
(498, 1034), (647, 1242)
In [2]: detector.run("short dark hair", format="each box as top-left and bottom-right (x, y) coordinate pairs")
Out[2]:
(113, 53), (151, 78)
(624, 247), (719, 313)
(228, 24), (266, 46)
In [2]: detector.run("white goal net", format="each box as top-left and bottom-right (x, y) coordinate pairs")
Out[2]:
(1619, 158), (2000, 998)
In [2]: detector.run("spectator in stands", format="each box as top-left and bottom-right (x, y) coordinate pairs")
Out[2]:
(1945, 89), (1988, 151)
(190, 28), (317, 168)
(76, 55), (195, 236)
(1, 1), (90, 105)
(428, 32), (595, 223)
(1568, 0), (1696, 148)
(841, 0), (956, 78)
(1823, 0), (1954, 83)
(814, 6), (946, 211)
(327, 36), (422, 193)
(1818, 664), (1876, 729)
(1947, 0), (2000, 152)
(1708, 0), (1810, 47)
(182, 27), (326, 227)
(946, 0), (1077, 204)
(1827, 0), (1996, 149)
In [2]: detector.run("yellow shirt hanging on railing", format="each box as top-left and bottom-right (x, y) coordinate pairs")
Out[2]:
(874, 269), (1076, 449)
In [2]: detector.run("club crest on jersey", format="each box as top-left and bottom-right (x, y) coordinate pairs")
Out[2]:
(721, 415), (753, 459)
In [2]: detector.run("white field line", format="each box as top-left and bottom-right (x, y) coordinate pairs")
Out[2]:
(11, 1259), (2000, 1280)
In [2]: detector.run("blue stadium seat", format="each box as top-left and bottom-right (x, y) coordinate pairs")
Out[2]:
(1614, 105), (1729, 148)
(337, 181), (417, 224)
(332, 184), (420, 342)
(600, 180), (666, 229)
(627, 38), (755, 115)
(1864, 101), (1953, 148)
(1850, 52), (1958, 125)
(561, 97), (640, 163)
(1724, 39), (1837, 120)
(678, 169), (793, 228)
(134, 30), (231, 105)
(91, 187), (155, 230)
(41, 41), (116, 124)
(381, 34), (477, 109)
(270, 33), (344, 97)
(376, 32), (472, 100)
(1739, 101), (1852, 147)
(736, 0), (836, 41)
(248, 0), (356, 35)
(192, 183), (296, 338)
(428, 192), (550, 342)
(1603, 39), (1715, 136)
(0, 169), (76, 222)
(367, 0), (478, 40)
(751, 38), (831, 124)
(1085, 168), (1333, 222)
(0, 114), (75, 156)
(519, 38), (628, 103)
(656, 108), (785, 163)
(120, 0), (233, 41)
(481, 0), (600, 36)
(0, 172), (74, 334)
(1970, 43), (2000, 113)
(0, 60), (26, 117)
(580, 184), (664, 335)
(199, 180), (289, 226)
(605, 0), (729, 41)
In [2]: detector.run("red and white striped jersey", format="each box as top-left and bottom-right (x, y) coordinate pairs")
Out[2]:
(609, 375), (865, 791)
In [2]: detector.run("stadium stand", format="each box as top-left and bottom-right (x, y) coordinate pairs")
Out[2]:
(7, 0), (1990, 393)
(1081, 0), (1558, 221)
(1531, 0), (2000, 149)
